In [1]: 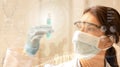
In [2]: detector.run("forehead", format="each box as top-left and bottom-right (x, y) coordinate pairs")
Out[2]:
(80, 12), (100, 26)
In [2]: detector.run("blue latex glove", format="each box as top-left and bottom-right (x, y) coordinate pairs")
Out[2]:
(24, 25), (53, 56)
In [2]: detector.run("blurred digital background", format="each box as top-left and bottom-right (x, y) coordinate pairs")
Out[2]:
(0, 0), (120, 67)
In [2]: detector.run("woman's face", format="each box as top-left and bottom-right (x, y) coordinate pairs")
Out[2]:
(78, 12), (104, 37)
(75, 12), (113, 49)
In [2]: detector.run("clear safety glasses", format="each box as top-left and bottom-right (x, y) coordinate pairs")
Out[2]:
(74, 21), (102, 34)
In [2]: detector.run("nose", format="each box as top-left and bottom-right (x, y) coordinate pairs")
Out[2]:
(80, 23), (87, 32)
(80, 27), (85, 32)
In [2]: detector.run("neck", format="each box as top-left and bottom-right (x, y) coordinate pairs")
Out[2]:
(80, 50), (106, 67)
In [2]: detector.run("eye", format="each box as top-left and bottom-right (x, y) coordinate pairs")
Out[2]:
(88, 27), (96, 31)
(87, 26), (97, 32)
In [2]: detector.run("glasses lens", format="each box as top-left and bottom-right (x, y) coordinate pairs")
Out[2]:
(86, 24), (100, 33)
(74, 21), (101, 33)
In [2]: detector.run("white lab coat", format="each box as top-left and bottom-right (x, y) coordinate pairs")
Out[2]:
(44, 58), (111, 67)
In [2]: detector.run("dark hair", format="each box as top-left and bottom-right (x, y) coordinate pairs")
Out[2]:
(83, 6), (120, 67)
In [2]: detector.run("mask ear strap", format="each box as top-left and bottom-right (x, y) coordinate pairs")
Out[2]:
(101, 46), (112, 51)
(99, 35), (107, 42)
(99, 35), (113, 51)
(109, 35), (116, 43)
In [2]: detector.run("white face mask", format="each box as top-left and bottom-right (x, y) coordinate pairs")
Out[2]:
(72, 31), (110, 59)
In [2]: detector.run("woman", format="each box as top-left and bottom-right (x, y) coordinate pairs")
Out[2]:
(45, 6), (120, 67)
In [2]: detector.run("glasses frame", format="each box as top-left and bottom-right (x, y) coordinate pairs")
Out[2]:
(74, 21), (101, 29)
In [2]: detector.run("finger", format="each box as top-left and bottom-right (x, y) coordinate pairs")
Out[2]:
(33, 25), (52, 30)
(34, 29), (54, 35)
(31, 35), (42, 42)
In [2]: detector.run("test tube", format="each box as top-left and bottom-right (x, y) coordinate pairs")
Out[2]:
(46, 13), (52, 38)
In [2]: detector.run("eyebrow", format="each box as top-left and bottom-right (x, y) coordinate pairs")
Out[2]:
(74, 21), (101, 28)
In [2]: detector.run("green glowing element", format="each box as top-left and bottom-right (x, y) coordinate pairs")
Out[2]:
(46, 14), (51, 39)
(46, 32), (51, 39)
(47, 18), (51, 25)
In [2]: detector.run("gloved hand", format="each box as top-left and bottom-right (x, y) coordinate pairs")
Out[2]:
(24, 25), (53, 56)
